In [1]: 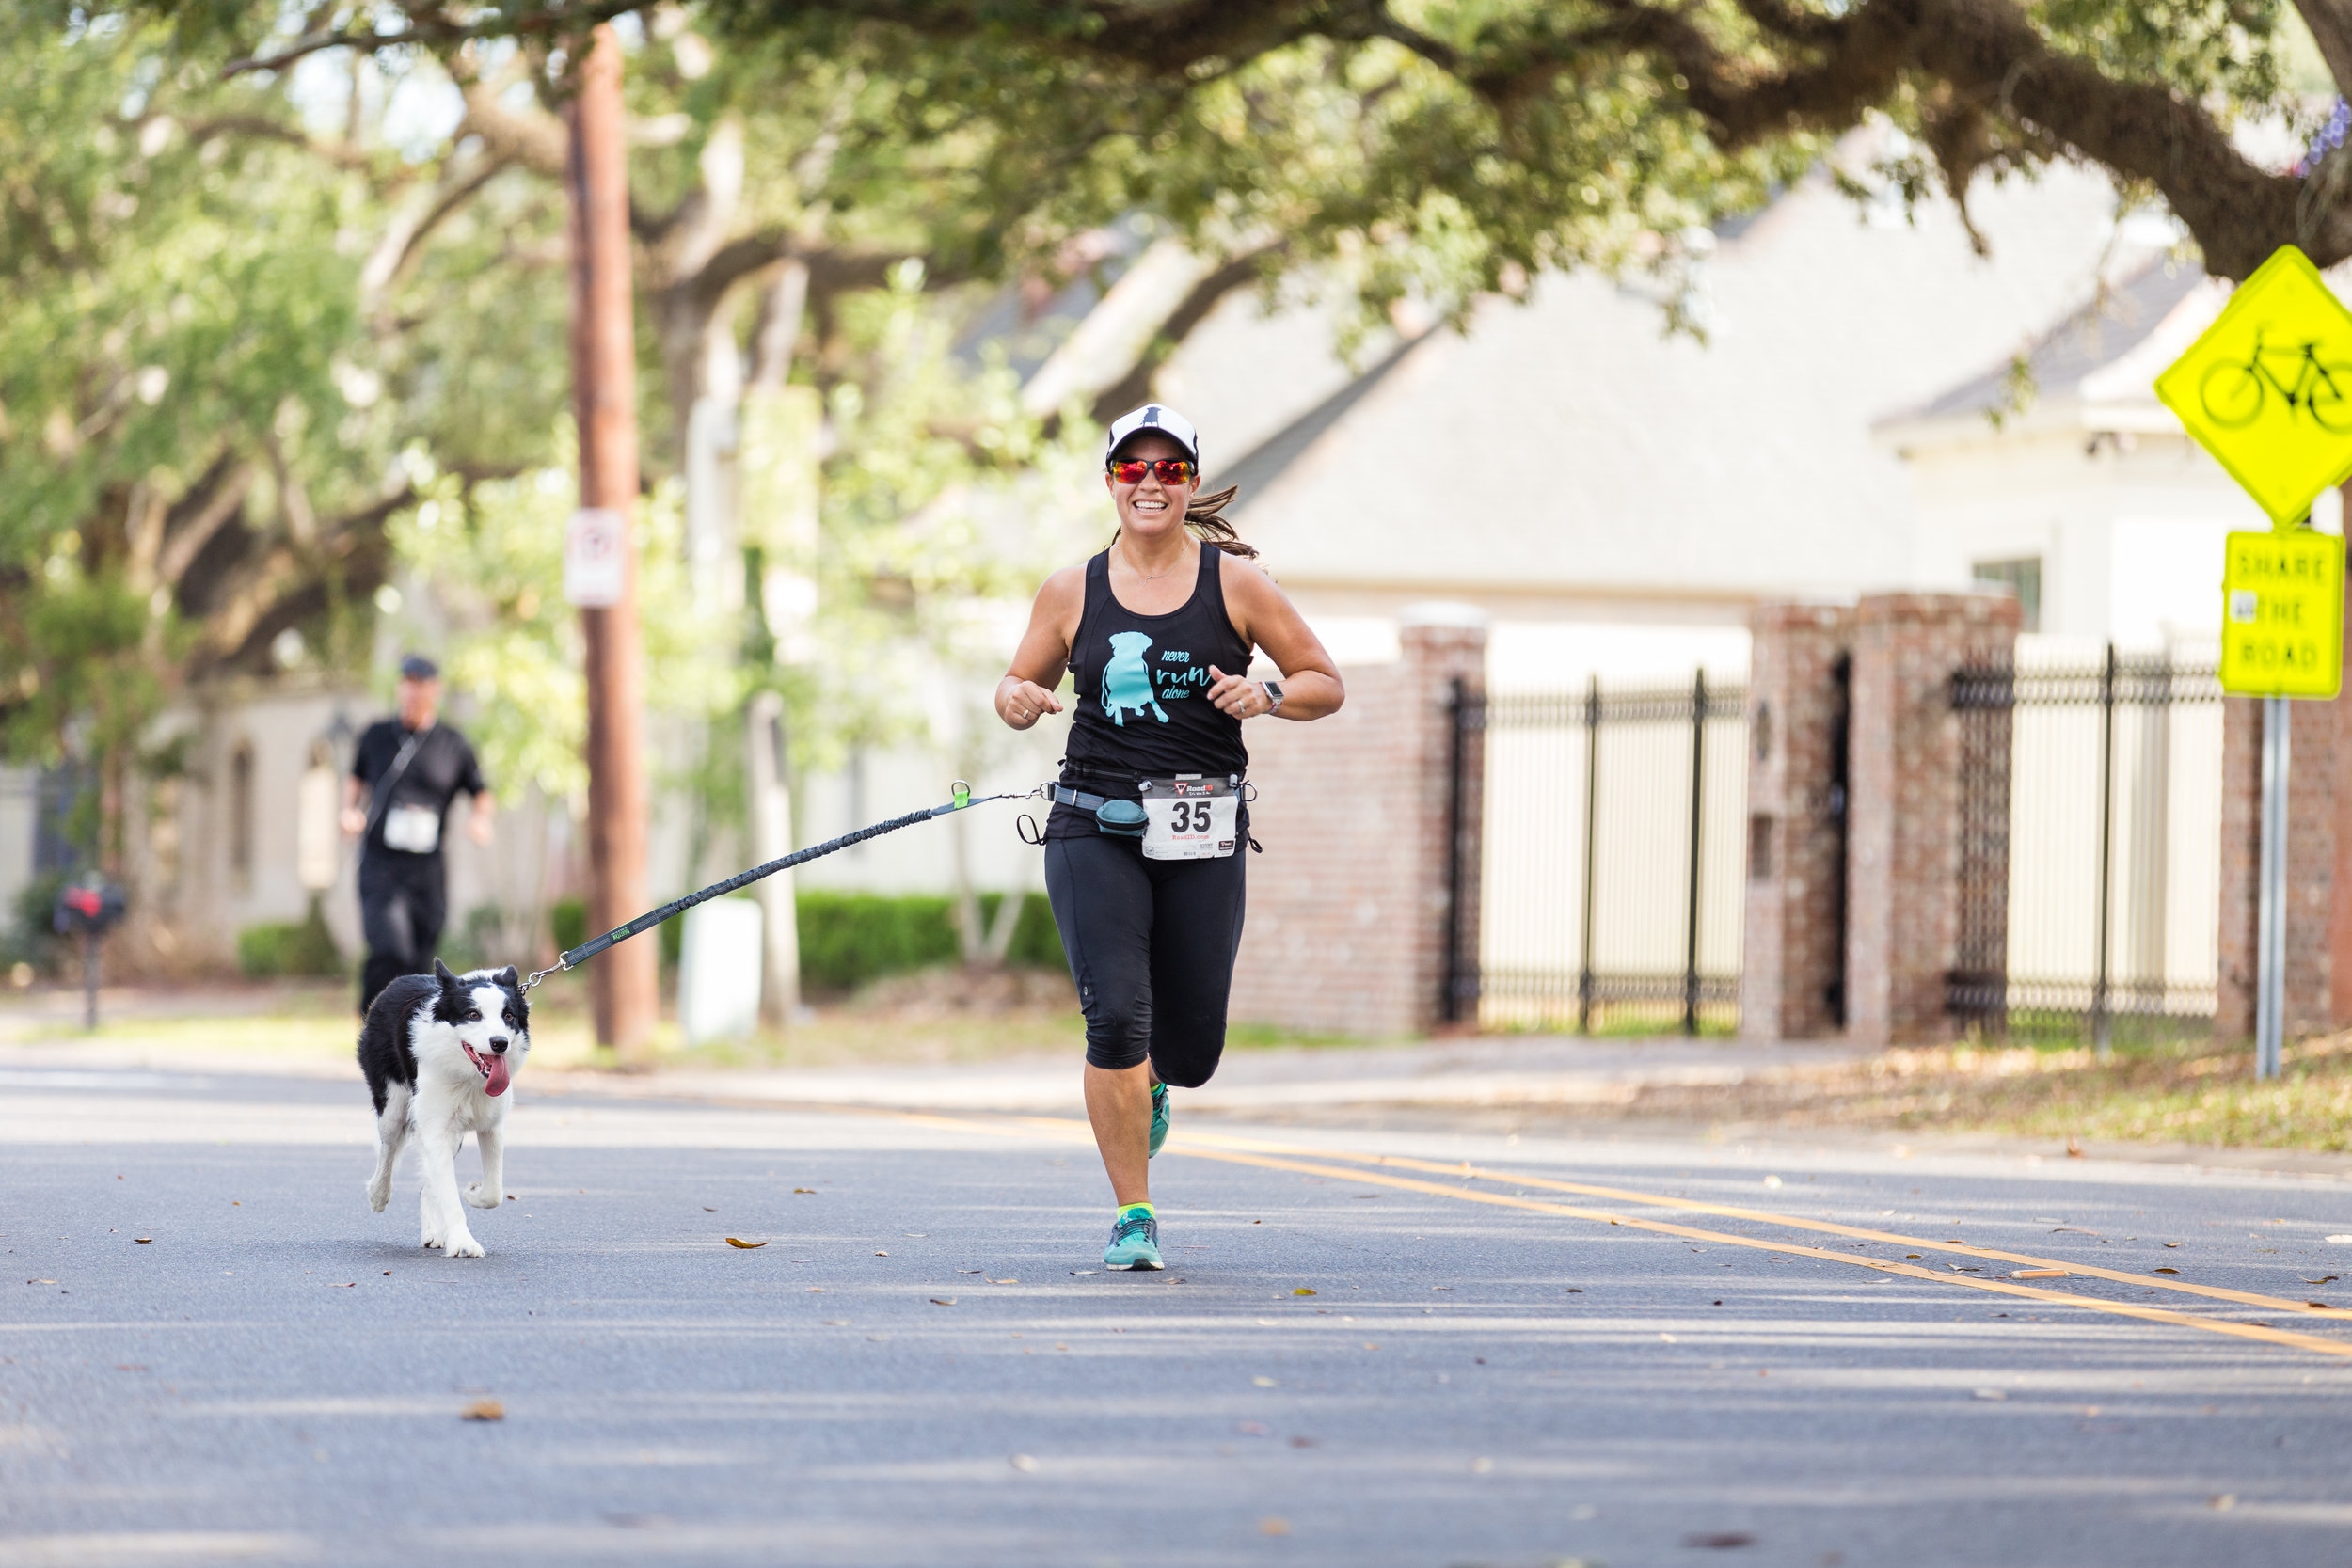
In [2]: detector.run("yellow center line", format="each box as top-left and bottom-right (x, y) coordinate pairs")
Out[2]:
(877, 1108), (2352, 1361)
(1158, 1128), (2352, 1323)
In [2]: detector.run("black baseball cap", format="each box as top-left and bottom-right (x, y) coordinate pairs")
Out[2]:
(398, 654), (440, 681)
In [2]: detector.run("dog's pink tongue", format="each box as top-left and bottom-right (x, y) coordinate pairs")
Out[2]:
(484, 1053), (511, 1097)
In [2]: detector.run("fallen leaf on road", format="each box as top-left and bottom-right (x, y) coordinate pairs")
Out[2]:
(794, 1188), (816, 1195)
(2305, 1275), (2340, 1284)
(930, 1297), (956, 1306)
(874, 1251), (889, 1257)
(724, 1238), (768, 1249)
(2153, 1267), (2180, 1274)
(958, 1268), (982, 1274)
(28, 1279), (53, 1285)
(703, 1207), (717, 1212)
(1293, 1288), (1316, 1296)
(1253, 1376), (1278, 1387)
(134, 1238), (151, 1244)
(2065, 1137), (2085, 1158)
(2309, 1301), (2332, 1309)
(2010, 1269), (2067, 1279)
(461, 1400), (504, 1421)
(1683, 1532), (1756, 1548)
(1070, 1270), (1096, 1275)
(328, 1282), (355, 1288)
(2164, 1243), (2182, 1248)
(990, 1278), (1018, 1285)
(1009, 1454), (1039, 1473)
(1259, 1518), (1290, 1536)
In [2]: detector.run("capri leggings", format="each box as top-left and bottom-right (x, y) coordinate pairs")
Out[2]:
(1042, 832), (1248, 1086)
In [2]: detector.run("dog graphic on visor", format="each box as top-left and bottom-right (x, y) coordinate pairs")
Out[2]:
(1101, 631), (1169, 726)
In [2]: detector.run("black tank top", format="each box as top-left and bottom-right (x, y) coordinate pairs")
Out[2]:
(1051, 544), (1253, 838)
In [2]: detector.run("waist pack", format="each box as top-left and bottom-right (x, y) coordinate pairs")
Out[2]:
(1055, 775), (1240, 859)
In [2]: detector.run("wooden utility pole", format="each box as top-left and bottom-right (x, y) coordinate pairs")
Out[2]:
(565, 24), (657, 1053)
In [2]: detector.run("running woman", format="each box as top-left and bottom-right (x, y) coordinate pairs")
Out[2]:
(997, 404), (1343, 1270)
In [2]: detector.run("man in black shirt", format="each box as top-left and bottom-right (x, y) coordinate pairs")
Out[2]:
(342, 655), (495, 1013)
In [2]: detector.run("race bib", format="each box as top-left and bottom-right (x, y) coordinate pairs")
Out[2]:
(382, 803), (442, 854)
(1139, 776), (1238, 861)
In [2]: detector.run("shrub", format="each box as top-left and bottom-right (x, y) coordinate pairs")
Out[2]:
(237, 902), (345, 978)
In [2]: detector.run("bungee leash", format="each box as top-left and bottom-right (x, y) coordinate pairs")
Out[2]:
(518, 780), (1041, 993)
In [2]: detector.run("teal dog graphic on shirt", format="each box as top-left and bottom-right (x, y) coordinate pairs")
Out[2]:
(1102, 631), (1169, 726)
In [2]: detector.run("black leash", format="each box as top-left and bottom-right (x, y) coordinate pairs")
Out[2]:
(518, 781), (1039, 993)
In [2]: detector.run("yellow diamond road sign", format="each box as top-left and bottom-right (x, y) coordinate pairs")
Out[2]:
(2155, 245), (2352, 525)
(2221, 529), (2344, 697)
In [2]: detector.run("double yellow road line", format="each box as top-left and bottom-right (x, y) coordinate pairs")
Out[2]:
(894, 1109), (2352, 1361)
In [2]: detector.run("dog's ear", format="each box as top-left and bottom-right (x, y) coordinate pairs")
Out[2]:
(433, 958), (459, 986)
(496, 965), (519, 988)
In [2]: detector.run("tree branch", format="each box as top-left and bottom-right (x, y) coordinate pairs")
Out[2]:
(2294, 0), (2352, 101)
(221, 1), (642, 78)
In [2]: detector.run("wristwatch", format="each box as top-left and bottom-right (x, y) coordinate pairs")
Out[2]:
(1259, 679), (1285, 716)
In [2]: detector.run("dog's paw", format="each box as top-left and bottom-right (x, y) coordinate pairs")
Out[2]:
(443, 1233), (485, 1259)
(366, 1178), (391, 1213)
(463, 1181), (500, 1210)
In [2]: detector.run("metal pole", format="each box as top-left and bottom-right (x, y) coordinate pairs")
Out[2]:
(1441, 677), (1469, 1024)
(2256, 695), (2290, 1080)
(567, 24), (657, 1055)
(1684, 670), (1706, 1037)
(1578, 673), (1600, 1034)
(2092, 642), (2116, 1057)
(82, 930), (98, 1033)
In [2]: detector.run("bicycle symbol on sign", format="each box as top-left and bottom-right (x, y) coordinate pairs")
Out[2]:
(2198, 328), (2352, 432)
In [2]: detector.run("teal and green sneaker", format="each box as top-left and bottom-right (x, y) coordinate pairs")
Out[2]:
(1148, 1082), (1171, 1158)
(1104, 1209), (1164, 1271)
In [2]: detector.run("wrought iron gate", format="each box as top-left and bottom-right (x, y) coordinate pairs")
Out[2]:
(1949, 647), (2225, 1040)
(1451, 672), (1748, 1035)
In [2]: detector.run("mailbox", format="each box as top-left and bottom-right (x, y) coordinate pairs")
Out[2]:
(54, 880), (126, 936)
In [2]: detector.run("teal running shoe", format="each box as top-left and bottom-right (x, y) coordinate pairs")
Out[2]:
(1148, 1082), (1171, 1158)
(1104, 1210), (1164, 1271)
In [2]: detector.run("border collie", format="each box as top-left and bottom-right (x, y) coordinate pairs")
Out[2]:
(359, 959), (532, 1259)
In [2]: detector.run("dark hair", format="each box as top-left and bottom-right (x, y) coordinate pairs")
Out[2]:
(1110, 483), (1257, 560)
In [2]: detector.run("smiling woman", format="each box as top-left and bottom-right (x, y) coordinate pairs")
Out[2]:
(995, 404), (1344, 1273)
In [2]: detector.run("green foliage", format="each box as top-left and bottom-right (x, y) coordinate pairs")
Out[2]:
(794, 889), (1061, 991)
(7, 869), (72, 974)
(235, 903), (345, 978)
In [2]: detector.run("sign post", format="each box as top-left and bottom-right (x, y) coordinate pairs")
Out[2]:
(2155, 246), (2352, 1077)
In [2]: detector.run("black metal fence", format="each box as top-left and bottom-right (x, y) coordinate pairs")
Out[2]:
(1949, 648), (2225, 1039)
(1455, 672), (1747, 1035)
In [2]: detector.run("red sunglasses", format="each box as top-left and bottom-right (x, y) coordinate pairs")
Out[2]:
(1107, 457), (1198, 486)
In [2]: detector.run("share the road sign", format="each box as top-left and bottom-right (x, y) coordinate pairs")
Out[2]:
(2221, 529), (2344, 698)
(2153, 245), (2352, 526)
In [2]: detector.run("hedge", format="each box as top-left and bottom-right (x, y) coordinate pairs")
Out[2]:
(547, 890), (1062, 993)
(236, 904), (346, 978)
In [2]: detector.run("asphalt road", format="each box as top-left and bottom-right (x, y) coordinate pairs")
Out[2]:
(8, 1064), (2352, 1567)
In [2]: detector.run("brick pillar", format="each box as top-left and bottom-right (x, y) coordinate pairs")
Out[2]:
(2218, 673), (2352, 1042)
(1740, 602), (1855, 1040)
(1226, 606), (1486, 1037)
(1844, 592), (2023, 1046)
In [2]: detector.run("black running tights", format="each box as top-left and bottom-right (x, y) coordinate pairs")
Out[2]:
(1042, 832), (1247, 1085)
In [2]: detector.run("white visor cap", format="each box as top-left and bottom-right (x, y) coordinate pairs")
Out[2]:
(1104, 404), (1201, 467)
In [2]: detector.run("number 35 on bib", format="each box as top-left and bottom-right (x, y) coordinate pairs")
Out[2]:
(1138, 776), (1240, 861)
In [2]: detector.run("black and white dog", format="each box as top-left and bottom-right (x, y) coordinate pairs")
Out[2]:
(358, 959), (532, 1259)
